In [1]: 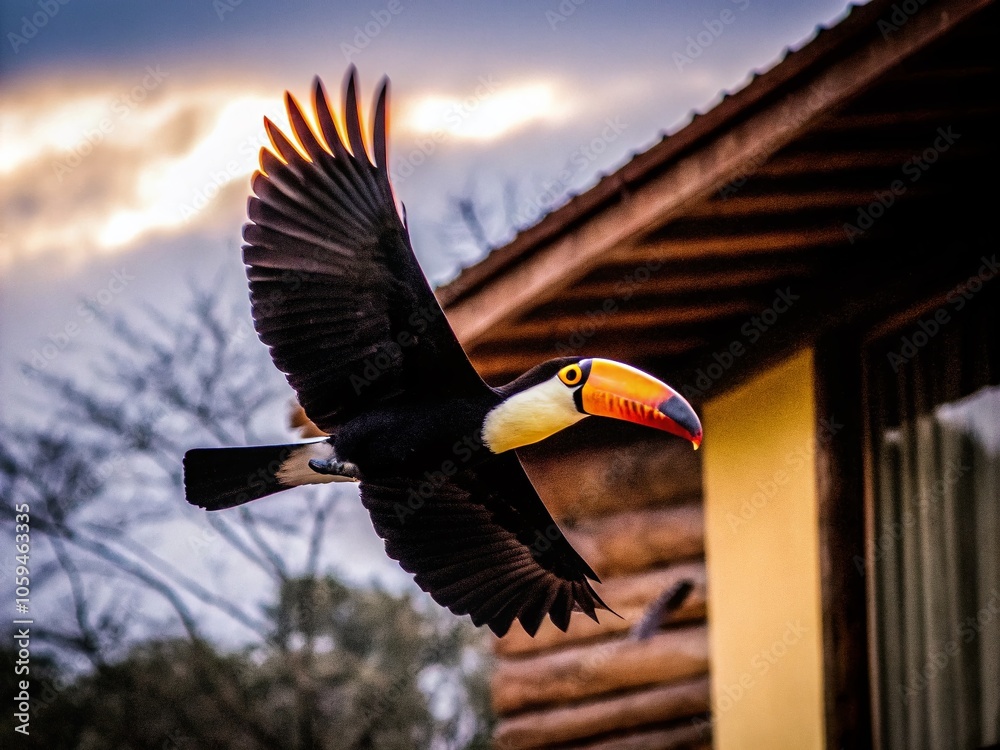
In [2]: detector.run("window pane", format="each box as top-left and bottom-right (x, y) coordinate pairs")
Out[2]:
(869, 287), (999, 750)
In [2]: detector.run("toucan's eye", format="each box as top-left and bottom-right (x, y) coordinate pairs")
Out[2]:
(558, 364), (583, 386)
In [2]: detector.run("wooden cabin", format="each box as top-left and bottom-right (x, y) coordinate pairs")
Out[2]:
(437, 0), (999, 747)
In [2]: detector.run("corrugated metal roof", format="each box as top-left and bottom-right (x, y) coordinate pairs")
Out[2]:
(436, 1), (872, 306)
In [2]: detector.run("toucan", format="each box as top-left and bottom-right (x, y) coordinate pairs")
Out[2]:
(183, 68), (703, 638)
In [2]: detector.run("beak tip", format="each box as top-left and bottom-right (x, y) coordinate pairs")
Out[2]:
(658, 395), (702, 449)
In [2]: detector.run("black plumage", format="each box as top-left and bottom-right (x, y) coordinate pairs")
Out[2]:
(233, 68), (610, 637)
(244, 73), (485, 432)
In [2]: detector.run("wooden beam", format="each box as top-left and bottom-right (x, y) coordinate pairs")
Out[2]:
(816, 104), (1000, 131)
(555, 261), (815, 301)
(467, 338), (707, 381)
(754, 148), (932, 177)
(496, 561), (707, 657)
(434, 0), (962, 312)
(443, 0), (989, 346)
(659, 204), (994, 407)
(492, 624), (709, 715)
(894, 64), (996, 82)
(493, 676), (710, 750)
(554, 722), (711, 750)
(613, 226), (845, 265)
(566, 502), (704, 579)
(502, 301), (759, 340)
(815, 335), (874, 749)
(681, 188), (932, 219)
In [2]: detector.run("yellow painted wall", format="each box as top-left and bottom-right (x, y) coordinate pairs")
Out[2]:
(702, 348), (826, 749)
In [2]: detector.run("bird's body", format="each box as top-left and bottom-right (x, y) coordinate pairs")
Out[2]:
(183, 68), (702, 637)
(334, 396), (493, 476)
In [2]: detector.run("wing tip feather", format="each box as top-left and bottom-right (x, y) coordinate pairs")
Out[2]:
(342, 65), (372, 165)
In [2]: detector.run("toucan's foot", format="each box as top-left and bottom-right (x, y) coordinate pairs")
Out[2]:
(308, 457), (361, 479)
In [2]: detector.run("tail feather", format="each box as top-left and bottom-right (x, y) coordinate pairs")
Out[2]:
(183, 441), (349, 511)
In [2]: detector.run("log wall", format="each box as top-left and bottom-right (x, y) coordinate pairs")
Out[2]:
(494, 437), (711, 749)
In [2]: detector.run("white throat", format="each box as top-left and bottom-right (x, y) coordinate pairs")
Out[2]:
(481, 377), (587, 454)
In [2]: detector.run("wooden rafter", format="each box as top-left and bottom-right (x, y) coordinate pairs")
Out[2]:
(441, 0), (990, 345)
(554, 261), (815, 301)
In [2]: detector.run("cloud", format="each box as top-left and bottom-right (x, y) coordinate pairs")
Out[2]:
(0, 70), (286, 271)
(404, 79), (575, 141)
(0, 67), (603, 273)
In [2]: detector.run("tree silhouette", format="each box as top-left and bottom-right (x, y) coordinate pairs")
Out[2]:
(2, 576), (492, 748)
(0, 278), (493, 747)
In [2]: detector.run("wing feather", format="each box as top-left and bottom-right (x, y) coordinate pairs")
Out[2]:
(360, 453), (611, 637)
(243, 69), (486, 431)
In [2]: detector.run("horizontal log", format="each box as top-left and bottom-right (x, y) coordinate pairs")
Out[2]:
(556, 260), (814, 301)
(682, 188), (928, 219)
(496, 561), (707, 657)
(492, 624), (708, 715)
(565, 721), (711, 750)
(469, 337), (708, 383)
(503, 300), (758, 340)
(494, 676), (710, 750)
(519, 437), (702, 520)
(613, 226), (845, 265)
(567, 503), (704, 579)
(754, 147), (928, 177)
(816, 104), (999, 131)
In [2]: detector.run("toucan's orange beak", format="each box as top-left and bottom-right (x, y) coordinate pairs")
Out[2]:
(580, 359), (702, 449)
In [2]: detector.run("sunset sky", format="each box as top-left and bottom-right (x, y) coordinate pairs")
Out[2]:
(1, 0), (857, 619)
(1, 0), (854, 274)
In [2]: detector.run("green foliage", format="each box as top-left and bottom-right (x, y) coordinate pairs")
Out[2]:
(5, 576), (493, 749)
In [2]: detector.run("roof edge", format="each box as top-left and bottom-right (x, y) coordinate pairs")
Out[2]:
(434, 0), (907, 307)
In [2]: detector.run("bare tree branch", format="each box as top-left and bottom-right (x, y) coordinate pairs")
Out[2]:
(88, 523), (271, 637)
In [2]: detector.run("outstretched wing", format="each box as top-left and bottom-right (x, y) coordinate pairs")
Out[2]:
(360, 452), (610, 637)
(243, 68), (486, 433)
